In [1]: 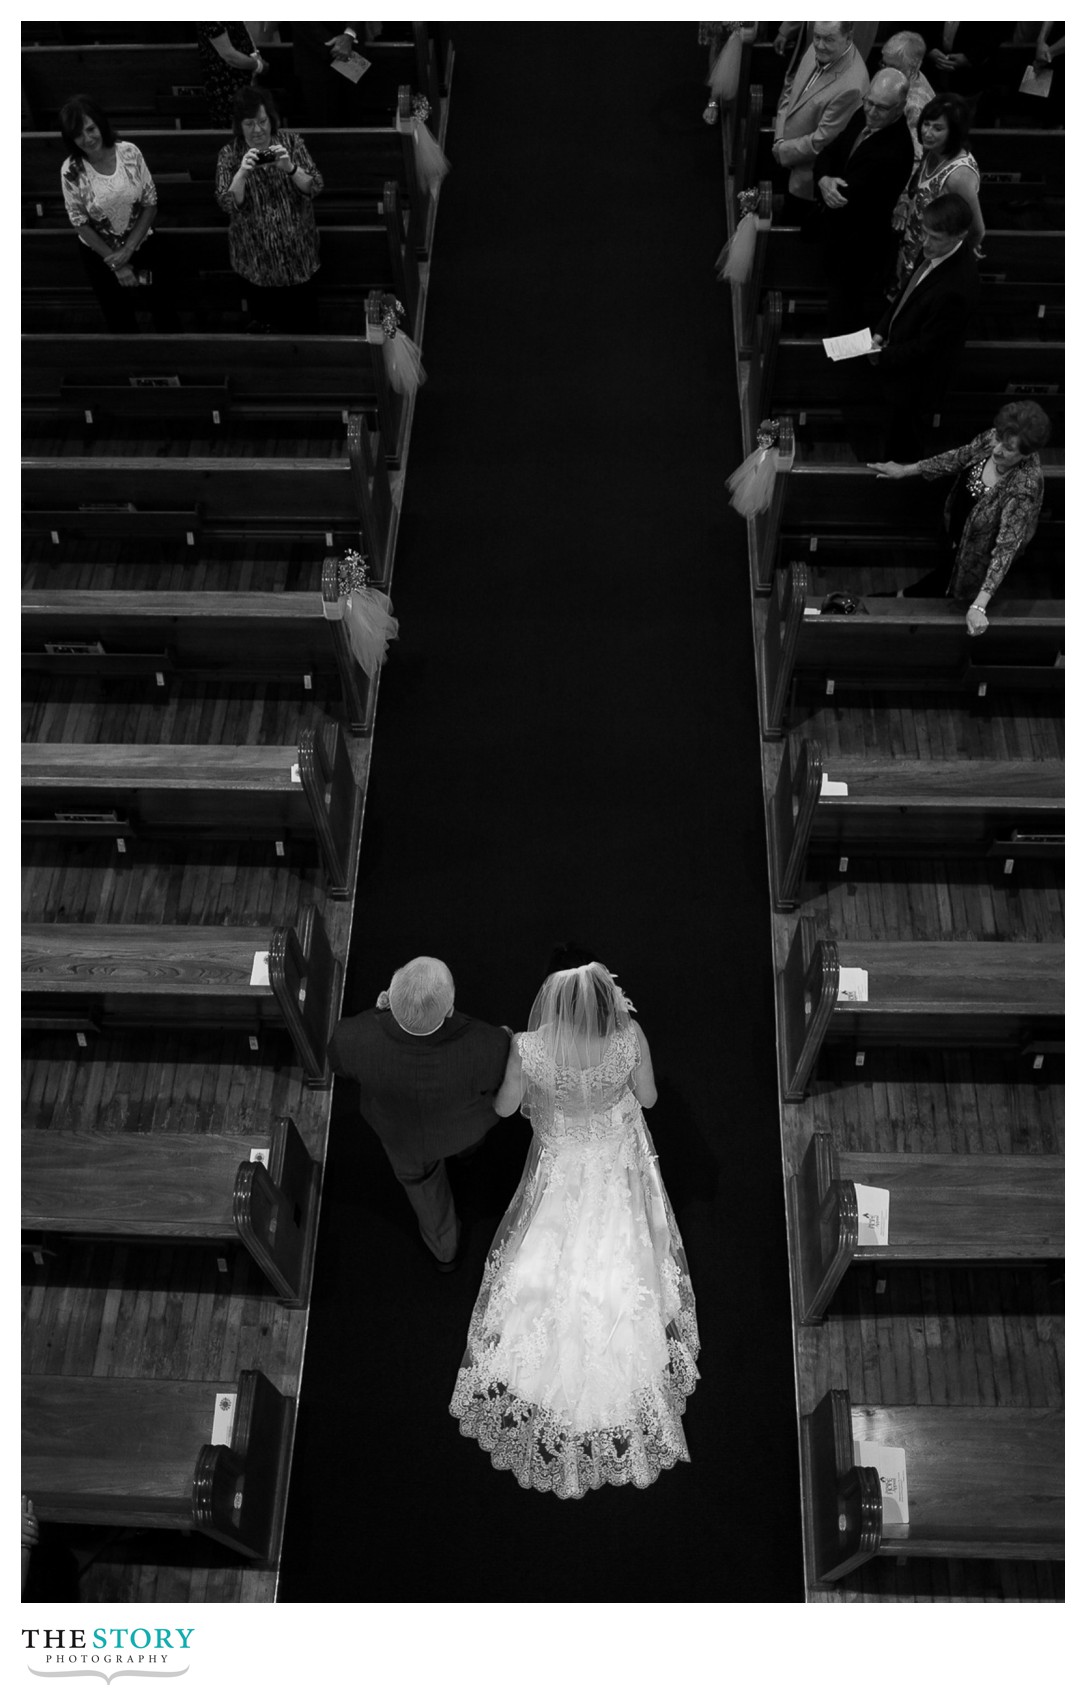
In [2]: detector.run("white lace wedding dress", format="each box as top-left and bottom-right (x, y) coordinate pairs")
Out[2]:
(450, 1025), (699, 1498)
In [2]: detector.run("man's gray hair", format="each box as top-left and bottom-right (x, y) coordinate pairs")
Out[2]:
(388, 956), (455, 1035)
(882, 30), (927, 74)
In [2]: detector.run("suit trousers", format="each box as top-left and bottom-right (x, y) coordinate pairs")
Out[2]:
(386, 1149), (459, 1261)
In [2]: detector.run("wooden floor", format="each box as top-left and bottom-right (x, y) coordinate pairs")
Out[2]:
(720, 131), (1065, 1600)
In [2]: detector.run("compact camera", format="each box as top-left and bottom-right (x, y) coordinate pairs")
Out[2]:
(254, 148), (279, 164)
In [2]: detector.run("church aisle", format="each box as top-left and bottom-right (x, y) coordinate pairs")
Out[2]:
(279, 23), (802, 1603)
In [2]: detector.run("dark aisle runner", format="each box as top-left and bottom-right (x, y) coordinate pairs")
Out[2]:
(279, 23), (802, 1604)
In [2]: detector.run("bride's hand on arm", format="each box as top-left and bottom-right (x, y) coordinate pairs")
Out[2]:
(630, 1022), (658, 1108)
(493, 1038), (523, 1117)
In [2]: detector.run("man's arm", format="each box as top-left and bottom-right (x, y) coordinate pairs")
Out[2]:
(875, 290), (972, 372)
(774, 84), (865, 165)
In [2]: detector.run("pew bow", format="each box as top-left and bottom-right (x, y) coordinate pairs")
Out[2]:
(715, 186), (759, 283)
(707, 26), (742, 104)
(726, 418), (781, 517)
(397, 94), (450, 198)
(324, 548), (399, 677)
(369, 293), (427, 398)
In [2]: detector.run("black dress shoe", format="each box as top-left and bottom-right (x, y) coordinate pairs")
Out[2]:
(431, 1219), (463, 1274)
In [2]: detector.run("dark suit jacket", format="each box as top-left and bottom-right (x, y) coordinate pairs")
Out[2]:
(813, 110), (916, 268)
(328, 1008), (510, 1167)
(874, 243), (980, 406)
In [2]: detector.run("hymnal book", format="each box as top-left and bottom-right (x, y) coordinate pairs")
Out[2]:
(837, 966), (868, 1002)
(856, 1440), (909, 1523)
(853, 1183), (889, 1246)
(822, 328), (873, 361)
(820, 775), (849, 797)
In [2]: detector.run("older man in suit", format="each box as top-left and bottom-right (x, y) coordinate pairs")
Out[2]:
(773, 22), (870, 221)
(328, 956), (510, 1271)
(869, 192), (980, 460)
(813, 67), (915, 333)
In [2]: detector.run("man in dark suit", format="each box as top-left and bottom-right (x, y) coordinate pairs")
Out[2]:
(290, 21), (379, 124)
(328, 956), (510, 1271)
(813, 67), (915, 333)
(869, 191), (980, 461)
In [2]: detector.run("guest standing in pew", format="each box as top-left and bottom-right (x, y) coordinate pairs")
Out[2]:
(195, 23), (267, 128)
(878, 30), (934, 160)
(449, 949), (699, 1498)
(59, 95), (181, 334)
(772, 22), (870, 225)
(925, 22), (1008, 100)
(214, 85), (323, 333)
(893, 94), (985, 280)
(327, 957), (510, 1273)
(866, 191), (979, 462)
(868, 400), (1051, 634)
(812, 68), (915, 334)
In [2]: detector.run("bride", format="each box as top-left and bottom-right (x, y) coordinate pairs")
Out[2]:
(449, 951), (699, 1497)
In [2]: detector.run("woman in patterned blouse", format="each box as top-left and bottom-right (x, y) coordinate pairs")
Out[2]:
(59, 94), (179, 332)
(195, 23), (266, 128)
(214, 84), (324, 332)
(869, 400), (1052, 634)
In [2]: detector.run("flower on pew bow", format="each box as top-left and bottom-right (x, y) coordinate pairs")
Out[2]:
(328, 547), (399, 679)
(715, 186), (759, 284)
(401, 91), (450, 199)
(374, 293), (427, 398)
(726, 417), (781, 518)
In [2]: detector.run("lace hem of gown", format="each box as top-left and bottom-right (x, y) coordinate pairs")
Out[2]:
(451, 1318), (699, 1499)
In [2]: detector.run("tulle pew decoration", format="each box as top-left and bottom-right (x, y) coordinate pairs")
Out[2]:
(323, 547), (399, 678)
(396, 93), (450, 198)
(727, 418), (781, 517)
(367, 292), (426, 398)
(701, 21), (743, 122)
(715, 186), (759, 283)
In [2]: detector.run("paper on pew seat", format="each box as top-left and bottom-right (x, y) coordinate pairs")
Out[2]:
(290, 763), (302, 784)
(854, 1183), (889, 1246)
(250, 951), (270, 987)
(211, 1391), (237, 1447)
(822, 328), (874, 361)
(837, 967), (868, 1003)
(821, 776), (849, 796)
(803, 602), (821, 618)
(856, 1441), (909, 1524)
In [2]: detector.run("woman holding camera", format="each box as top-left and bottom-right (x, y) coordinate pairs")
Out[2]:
(214, 85), (324, 331)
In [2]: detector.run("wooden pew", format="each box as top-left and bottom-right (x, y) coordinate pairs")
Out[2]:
(22, 571), (380, 736)
(22, 1369), (295, 1563)
(22, 111), (434, 256)
(22, 719), (363, 898)
(22, 198), (419, 335)
(759, 565), (1064, 739)
(22, 907), (341, 1089)
(802, 1388), (1063, 1583)
(776, 920), (1064, 1102)
(770, 740), (1065, 907)
(23, 1116), (319, 1307)
(21, 319), (407, 467)
(735, 184), (1065, 351)
(20, 35), (438, 129)
(789, 1132), (1064, 1324)
(750, 295), (1065, 443)
(22, 416), (394, 584)
(753, 424), (1065, 593)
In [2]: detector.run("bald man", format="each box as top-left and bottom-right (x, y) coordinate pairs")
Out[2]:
(328, 956), (510, 1270)
(813, 67), (916, 334)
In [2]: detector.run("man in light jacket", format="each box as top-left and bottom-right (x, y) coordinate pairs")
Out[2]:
(773, 22), (870, 218)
